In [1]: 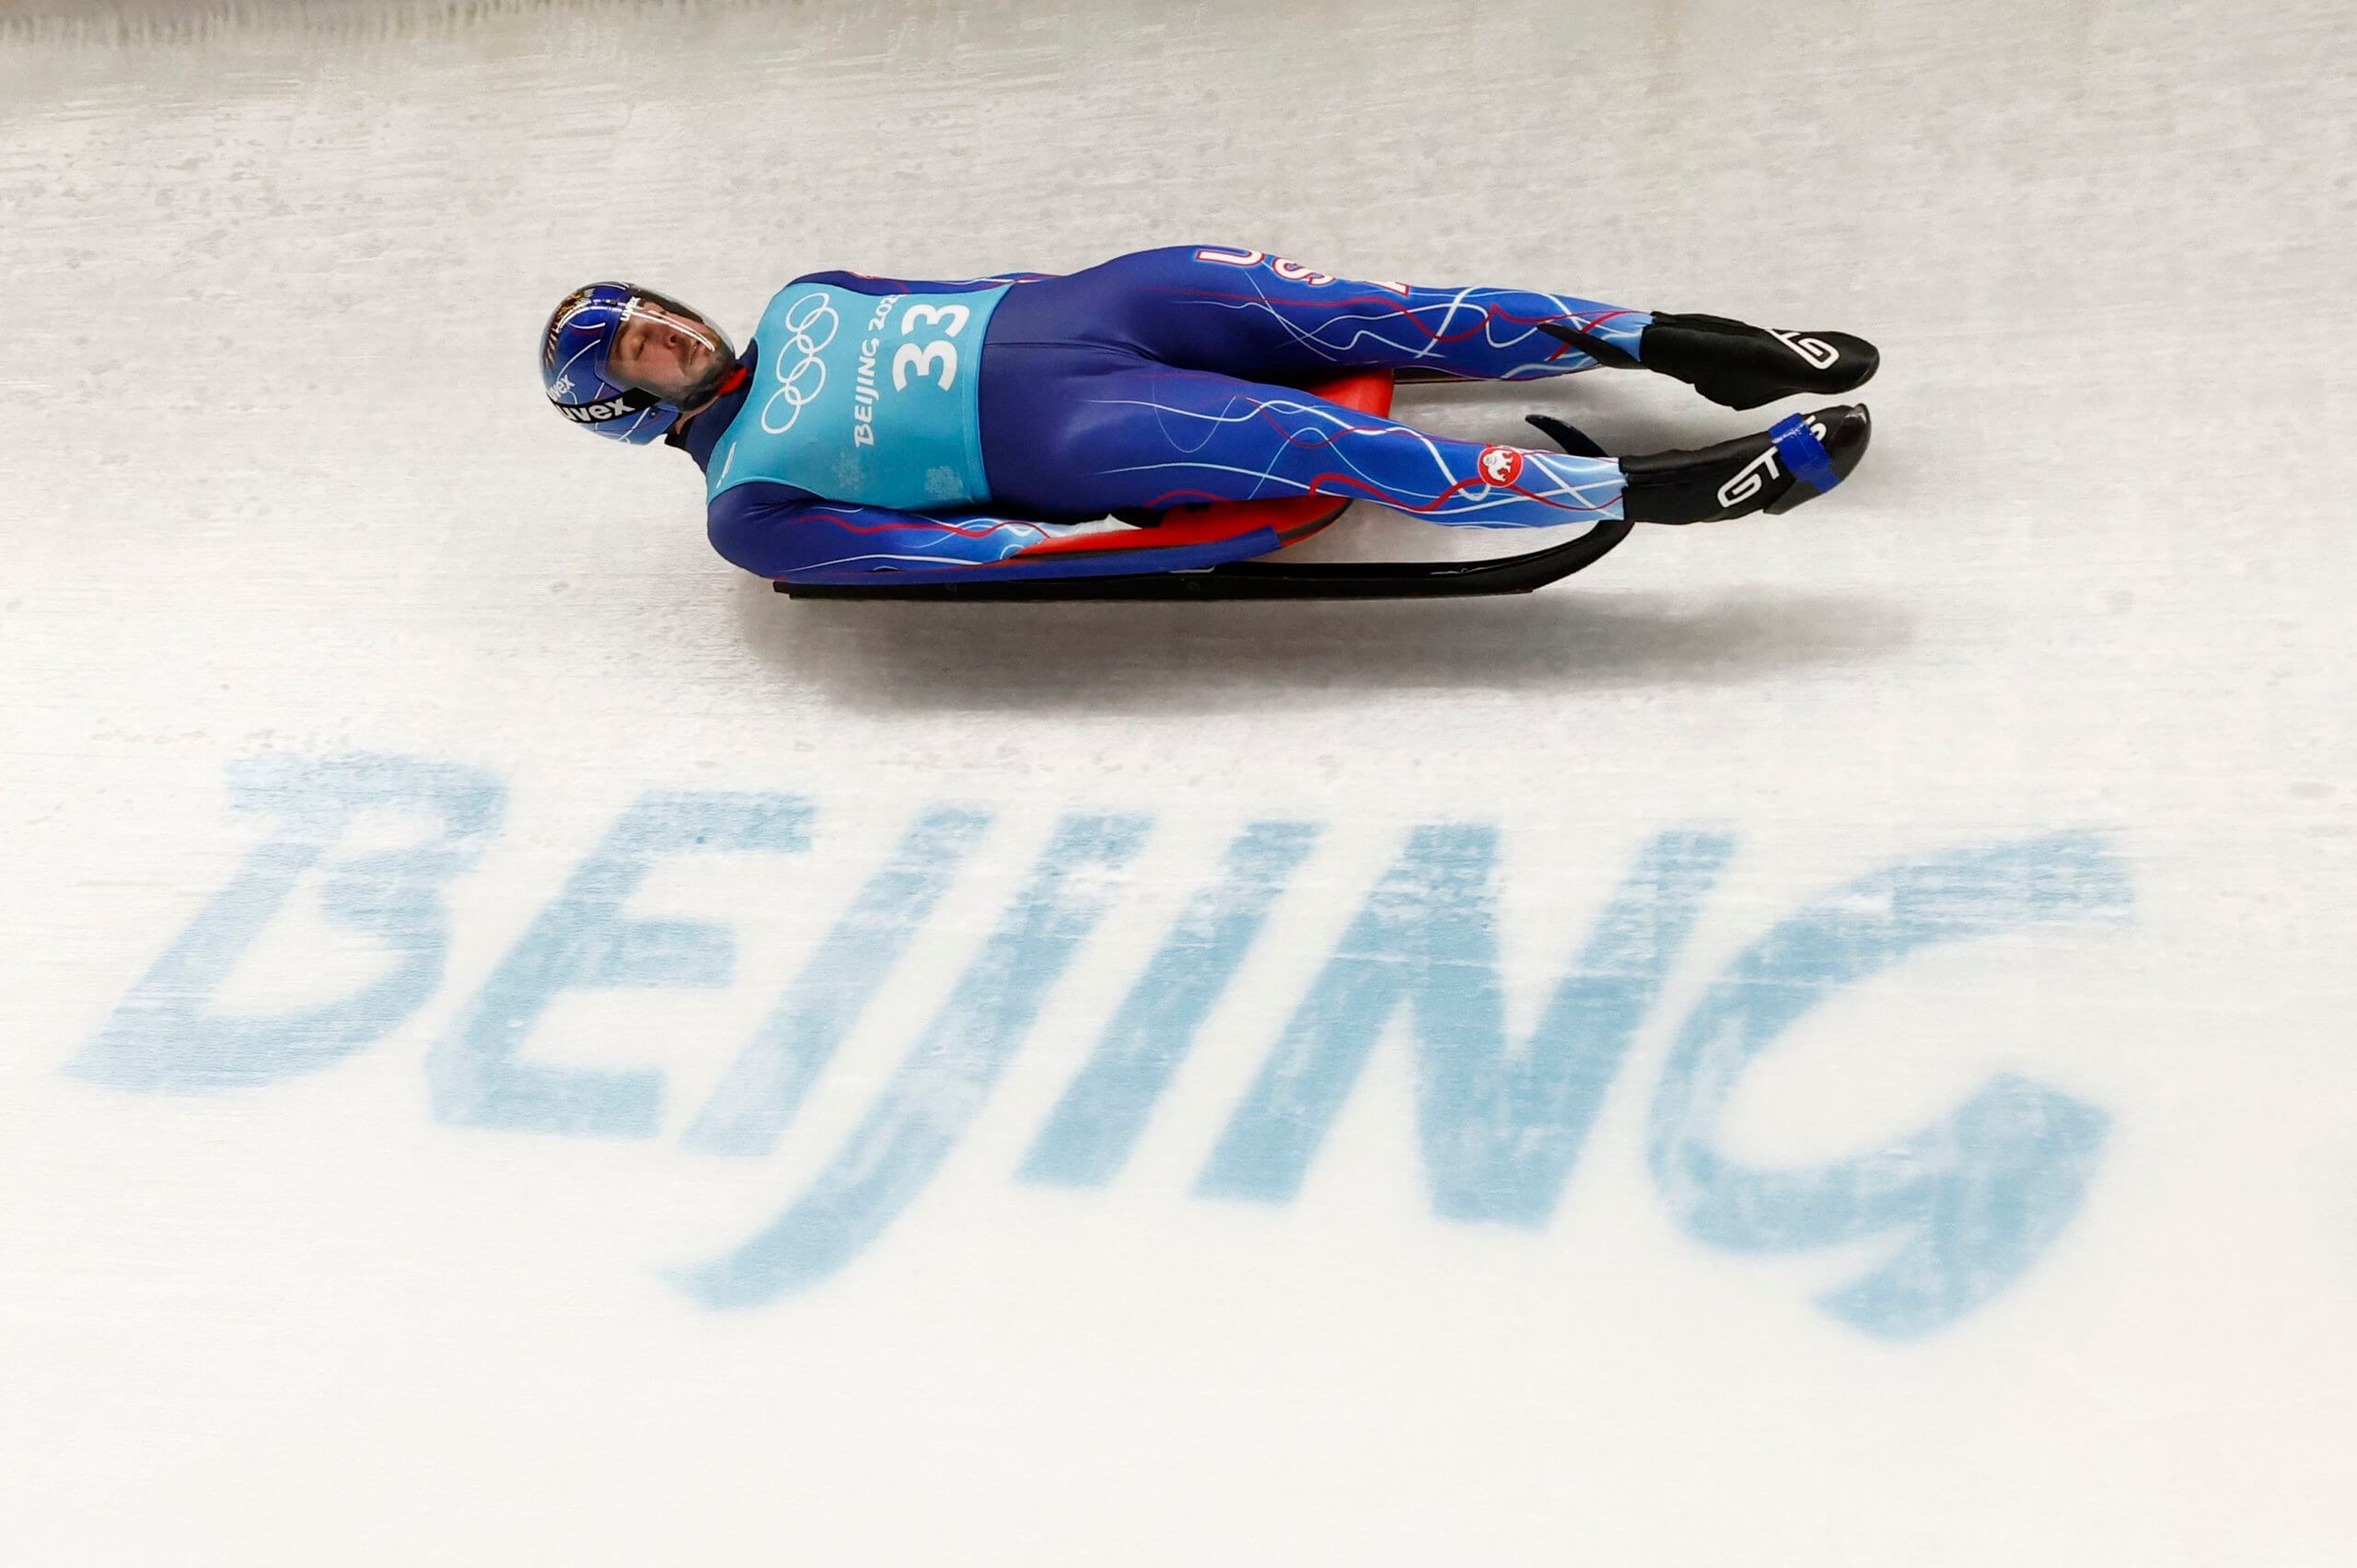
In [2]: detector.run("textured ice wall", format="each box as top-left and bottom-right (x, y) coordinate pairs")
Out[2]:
(4, 1), (2354, 1563)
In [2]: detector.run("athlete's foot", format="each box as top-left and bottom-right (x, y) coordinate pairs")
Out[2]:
(1602, 404), (1872, 524)
(1540, 313), (1878, 411)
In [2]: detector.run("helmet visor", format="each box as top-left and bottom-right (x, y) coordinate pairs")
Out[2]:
(607, 291), (736, 407)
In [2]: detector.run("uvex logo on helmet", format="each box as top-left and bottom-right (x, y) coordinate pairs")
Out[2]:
(559, 395), (644, 424)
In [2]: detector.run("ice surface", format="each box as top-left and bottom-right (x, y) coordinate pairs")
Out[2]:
(3, 1), (2353, 1563)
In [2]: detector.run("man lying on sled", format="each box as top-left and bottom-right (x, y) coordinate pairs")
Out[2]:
(537, 245), (1875, 591)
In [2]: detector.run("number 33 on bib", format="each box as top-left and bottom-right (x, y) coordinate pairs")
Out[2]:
(711, 282), (1007, 513)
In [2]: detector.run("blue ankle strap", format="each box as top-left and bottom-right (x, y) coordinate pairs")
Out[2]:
(1768, 414), (1843, 493)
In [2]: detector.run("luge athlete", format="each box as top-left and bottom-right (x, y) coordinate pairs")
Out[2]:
(537, 245), (1876, 587)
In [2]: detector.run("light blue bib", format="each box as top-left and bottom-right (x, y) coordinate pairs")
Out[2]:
(707, 282), (1009, 510)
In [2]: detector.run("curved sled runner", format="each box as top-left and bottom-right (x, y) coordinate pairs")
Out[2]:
(772, 371), (1633, 602)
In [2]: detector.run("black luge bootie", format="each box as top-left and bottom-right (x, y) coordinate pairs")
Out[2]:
(1542, 313), (1879, 410)
(1618, 405), (1872, 524)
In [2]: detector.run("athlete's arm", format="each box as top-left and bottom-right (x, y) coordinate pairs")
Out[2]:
(708, 492), (1285, 586)
(789, 269), (1059, 296)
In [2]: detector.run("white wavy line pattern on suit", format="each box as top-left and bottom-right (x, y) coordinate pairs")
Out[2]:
(1178, 274), (1640, 374)
(1086, 390), (1623, 526)
(805, 518), (1048, 553)
(795, 512), (1132, 574)
(1093, 390), (1452, 496)
(797, 551), (1024, 573)
(1093, 390), (1463, 493)
(1096, 455), (1621, 526)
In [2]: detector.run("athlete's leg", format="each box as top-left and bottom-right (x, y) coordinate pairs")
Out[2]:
(983, 348), (1617, 523)
(988, 245), (1643, 384)
(987, 245), (1876, 408)
(979, 344), (1868, 528)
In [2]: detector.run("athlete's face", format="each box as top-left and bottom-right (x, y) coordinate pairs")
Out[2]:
(610, 298), (728, 406)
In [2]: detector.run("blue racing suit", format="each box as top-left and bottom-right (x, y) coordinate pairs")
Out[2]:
(674, 247), (1655, 584)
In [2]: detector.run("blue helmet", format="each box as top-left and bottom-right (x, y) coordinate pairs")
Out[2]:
(540, 282), (737, 446)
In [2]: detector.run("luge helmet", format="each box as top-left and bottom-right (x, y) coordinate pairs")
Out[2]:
(540, 283), (737, 445)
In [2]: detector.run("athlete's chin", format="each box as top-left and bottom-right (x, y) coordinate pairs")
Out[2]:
(675, 361), (730, 413)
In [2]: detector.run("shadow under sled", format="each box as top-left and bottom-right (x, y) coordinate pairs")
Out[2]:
(770, 371), (1637, 602)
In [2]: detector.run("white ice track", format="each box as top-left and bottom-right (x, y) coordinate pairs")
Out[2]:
(3, 1), (2354, 1562)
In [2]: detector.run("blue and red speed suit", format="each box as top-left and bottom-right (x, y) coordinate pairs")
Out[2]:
(675, 246), (1655, 585)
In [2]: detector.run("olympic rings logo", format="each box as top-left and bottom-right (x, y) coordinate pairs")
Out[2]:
(759, 292), (842, 436)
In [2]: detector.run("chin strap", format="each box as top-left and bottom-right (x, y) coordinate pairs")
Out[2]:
(664, 366), (752, 449)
